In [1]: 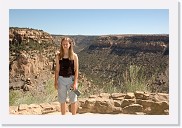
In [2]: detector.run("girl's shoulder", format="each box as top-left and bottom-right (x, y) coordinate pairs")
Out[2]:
(73, 52), (78, 59)
(73, 52), (77, 56)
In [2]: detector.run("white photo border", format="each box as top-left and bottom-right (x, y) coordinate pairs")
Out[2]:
(0, 0), (179, 125)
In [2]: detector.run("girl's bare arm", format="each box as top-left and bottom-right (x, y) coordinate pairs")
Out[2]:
(54, 53), (60, 89)
(73, 53), (79, 89)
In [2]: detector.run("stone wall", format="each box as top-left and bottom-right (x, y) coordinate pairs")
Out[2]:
(10, 91), (169, 115)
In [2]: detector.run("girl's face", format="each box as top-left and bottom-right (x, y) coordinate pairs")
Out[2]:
(62, 40), (71, 50)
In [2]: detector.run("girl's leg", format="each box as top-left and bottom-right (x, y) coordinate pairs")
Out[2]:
(61, 102), (67, 115)
(71, 102), (77, 115)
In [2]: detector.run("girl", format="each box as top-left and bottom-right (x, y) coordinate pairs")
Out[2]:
(54, 37), (79, 115)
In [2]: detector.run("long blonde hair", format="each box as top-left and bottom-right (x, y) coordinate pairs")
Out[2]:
(59, 37), (74, 60)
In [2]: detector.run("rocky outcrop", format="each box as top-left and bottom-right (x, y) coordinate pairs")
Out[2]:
(9, 27), (57, 91)
(9, 27), (53, 45)
(9, 51), (54, 91)
(10, 51), (53, 79)
(9, 92), (169, 115)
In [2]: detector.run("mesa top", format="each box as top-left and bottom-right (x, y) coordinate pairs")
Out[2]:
(59, 58), (75, 77)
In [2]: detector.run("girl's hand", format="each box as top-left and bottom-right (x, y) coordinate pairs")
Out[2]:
(72, 83), (77, 90)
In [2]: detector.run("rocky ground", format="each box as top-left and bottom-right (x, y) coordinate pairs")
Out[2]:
(10, 91), (169, 115)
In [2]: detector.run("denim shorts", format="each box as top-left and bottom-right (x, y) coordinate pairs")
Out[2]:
(58, 75), (77, 103)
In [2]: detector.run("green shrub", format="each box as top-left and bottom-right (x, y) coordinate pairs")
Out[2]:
(123, 65), (150, 92)
(9, 78), (57, 106)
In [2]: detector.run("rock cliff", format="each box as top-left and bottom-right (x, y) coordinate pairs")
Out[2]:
(9, 27), (56, 91)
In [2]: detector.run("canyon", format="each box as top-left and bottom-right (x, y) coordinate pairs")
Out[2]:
(9, 27), (169, 114)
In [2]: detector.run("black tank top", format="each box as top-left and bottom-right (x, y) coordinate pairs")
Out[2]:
(59, 58), (75, 77)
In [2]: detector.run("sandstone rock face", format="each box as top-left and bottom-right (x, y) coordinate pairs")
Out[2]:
(10, 92), (169, 115)
(123, 104), (143, 114)
(10, 52), (52, 79)
(9, 27), (53, 45)
(9, 51), (55, 92)
(9, 27), (56, 91)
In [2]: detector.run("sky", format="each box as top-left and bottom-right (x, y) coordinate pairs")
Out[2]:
(9, 9), (169, 35)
